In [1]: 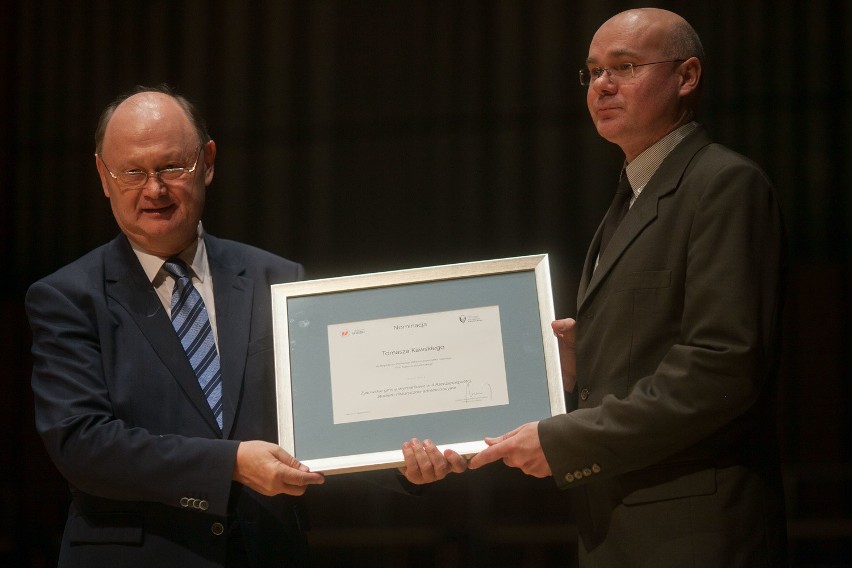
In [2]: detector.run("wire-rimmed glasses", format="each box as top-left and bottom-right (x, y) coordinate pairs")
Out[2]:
(579, 60), (684, 86)
(97, 146), (204, 189)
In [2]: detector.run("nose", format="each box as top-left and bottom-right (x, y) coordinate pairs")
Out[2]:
(591, 71), (617, 94)
(141, 173), (167, 196)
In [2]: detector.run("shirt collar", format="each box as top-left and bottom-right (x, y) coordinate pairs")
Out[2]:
(624, 121), (699, 195)
(130, 222), (210, 285)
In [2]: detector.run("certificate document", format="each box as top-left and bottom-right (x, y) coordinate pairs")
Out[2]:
(327, 305), (509, 424)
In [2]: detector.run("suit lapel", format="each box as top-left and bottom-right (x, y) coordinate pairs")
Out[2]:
(104, 235), (222, 434)
(205, 235), (253, 439)
(577, 127), (714, 310)
(579, 196), (661, 308)
(577, 222), (603, 302)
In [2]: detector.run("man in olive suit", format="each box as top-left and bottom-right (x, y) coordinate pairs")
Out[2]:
(470, 9), (787, 567)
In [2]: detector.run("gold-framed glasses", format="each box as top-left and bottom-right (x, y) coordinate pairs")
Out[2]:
(97, 146), (203, 189)
(579, 60), (684, 86)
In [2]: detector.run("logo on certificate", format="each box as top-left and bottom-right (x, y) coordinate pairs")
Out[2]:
(339, 328), (365, 337)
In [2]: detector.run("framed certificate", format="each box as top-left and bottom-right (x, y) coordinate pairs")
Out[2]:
(271, 254), (565, 474)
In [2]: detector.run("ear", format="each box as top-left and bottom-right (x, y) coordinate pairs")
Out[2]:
(678, 56), (702, 97)
(95, 154), (111, 198)
(202, 140), (216, 186)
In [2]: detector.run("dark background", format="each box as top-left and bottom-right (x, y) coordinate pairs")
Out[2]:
(2, 1), (850, 566)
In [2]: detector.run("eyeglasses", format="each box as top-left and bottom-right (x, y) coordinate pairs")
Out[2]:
(97, 146), (204, 189)
(579, 60), (684, 86)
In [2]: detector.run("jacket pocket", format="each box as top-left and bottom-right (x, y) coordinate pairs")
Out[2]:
(620, 464), (716, 506)
(68, 512), (144, 545)
(615, 269), (671, 291)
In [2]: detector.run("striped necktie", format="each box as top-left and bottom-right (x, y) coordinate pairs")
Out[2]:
(163, 258), (223, 430)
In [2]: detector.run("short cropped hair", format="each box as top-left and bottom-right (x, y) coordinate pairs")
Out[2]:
(664, 19), (705, 63)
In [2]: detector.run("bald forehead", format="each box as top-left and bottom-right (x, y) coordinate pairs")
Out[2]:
(103, 92), (197, 147)
(590, 8), (683, 59)
(115, 92), (175, 118)
(605, 8), (686, 32)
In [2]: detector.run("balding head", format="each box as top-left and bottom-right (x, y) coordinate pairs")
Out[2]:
(605, 9), (704, 67)
(95, 85), (210, 155)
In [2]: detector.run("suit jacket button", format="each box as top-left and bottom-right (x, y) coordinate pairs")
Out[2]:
(180, 497), (189, 508)
(582, 468), (592, 477)
(199, 500), (209, 511)
(580, 388), (590, 401)
(564, 472), (575, 483)
(591, 463), (601, 474)
(211, 522), (225, 536)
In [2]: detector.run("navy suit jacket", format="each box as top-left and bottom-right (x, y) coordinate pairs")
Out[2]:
(27, 232), (308, 567)
(539, 127), (788, 567)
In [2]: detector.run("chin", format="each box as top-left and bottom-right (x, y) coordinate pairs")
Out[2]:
(134, 225), (195, 254)
(595, 126), (622, 146)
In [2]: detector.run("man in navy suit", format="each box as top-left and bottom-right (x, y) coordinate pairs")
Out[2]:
(470, 9), (787, 567)
(27, 85), (330, 567)
(28, 85), (468, 566)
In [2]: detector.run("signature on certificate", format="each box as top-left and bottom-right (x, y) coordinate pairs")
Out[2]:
(459, 381), (493, 403)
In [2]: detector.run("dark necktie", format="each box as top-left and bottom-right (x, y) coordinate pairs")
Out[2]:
(598, 172), (633, 255)
(163, 258), (223, 430)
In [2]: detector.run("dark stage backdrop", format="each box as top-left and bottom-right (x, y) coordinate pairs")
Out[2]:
(2, 1), (850, 566)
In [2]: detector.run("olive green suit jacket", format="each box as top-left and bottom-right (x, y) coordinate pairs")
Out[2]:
(539, 126), (787, 567)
